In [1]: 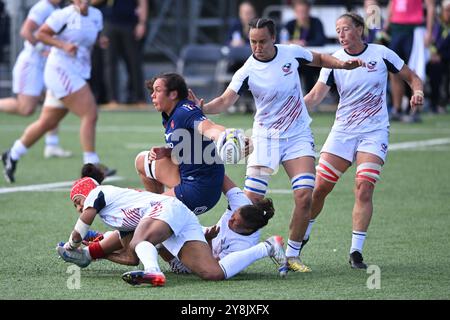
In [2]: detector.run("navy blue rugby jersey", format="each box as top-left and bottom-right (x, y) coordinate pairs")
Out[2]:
(162, 99), (224, 182)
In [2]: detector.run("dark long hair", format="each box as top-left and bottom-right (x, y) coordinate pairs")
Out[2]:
(239, 198), (275, 232)
(80, 163), (105, 184)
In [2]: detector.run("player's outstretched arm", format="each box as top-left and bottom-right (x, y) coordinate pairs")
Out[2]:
(197, 119), (226, 141)
(191, 88), (240, 115)
(309, 52), (365, 70)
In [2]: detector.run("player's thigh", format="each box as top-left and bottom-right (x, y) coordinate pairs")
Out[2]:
(320, 152), (352, 173)
(282, 156), (316, 179)
(16, 94), (41, 115)
(154, 157), (181, 188)
(62, 84), (97, 118)
(135, 152), (180, 188)
(131, 218), (173, 249)
(179, 241), (223, 280)
(355, 152), (384, 166)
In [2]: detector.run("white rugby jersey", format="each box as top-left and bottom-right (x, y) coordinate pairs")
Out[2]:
(23, 0), (59, 55)
(318, 44), (404, 133)
(228, 44), (313, 139)
(83, 185), (176, 232)
(211, 188), (260, 260)
(45, 5), (103, 79)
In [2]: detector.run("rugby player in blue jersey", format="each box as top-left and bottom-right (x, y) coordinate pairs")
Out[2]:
(135, 73), (243, 215)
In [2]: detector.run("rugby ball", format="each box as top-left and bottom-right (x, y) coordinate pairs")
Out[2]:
(217, 128), (245, 164)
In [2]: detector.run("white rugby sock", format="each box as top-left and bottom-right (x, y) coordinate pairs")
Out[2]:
(135, 241), (161, 273)
(286, 239), (302, 258)
(10, 140), (28, 161)
(350, 231), (367, 254)
(83, 152), (100, 164)
(218, 242), (269, 279)
(45, 133), (59, 146)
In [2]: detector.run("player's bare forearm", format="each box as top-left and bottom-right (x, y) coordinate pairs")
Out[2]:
(203, 88), (239, 114)
(310, 52), (364, 70)
(197, 119), (226, 141)
(203, 96), (231, 114)
(304, 82), (330, 110)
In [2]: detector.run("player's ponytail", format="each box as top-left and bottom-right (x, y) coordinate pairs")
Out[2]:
(80, 163), (105, 185)
(239, 198), (275, 232)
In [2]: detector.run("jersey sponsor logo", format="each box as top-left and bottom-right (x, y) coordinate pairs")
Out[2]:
(367, 61), (378, 72)
(282, 63), (293, 76)
(182, 103), (196, 111)
(193, 206), (208, 215)
(164, 132), (173, 141)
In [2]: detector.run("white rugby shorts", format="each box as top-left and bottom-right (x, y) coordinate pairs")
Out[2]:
(12, 51), (45, 96)
(321, 129), (389, 163)
(247, 129), (316, 171)
(142, 198), (206, 258)
(44, 62), (86, 99)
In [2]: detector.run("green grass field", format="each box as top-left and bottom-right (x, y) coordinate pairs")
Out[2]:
(1, 109), (449, 300)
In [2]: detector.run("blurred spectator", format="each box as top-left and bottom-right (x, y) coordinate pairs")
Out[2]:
(385, 0), (435, 122)
(281, 0), (326, 46)
(280, 0), (326, 94)
(227, 1), (256, 47)
(226, 1), (256, 114)
(103, 0), (148, 106)
(90, 0), (108, 104)
(0, 0), (10, 63)
(426, 0), (450, 114)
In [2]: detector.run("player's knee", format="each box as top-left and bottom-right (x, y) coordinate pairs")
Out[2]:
(316, 159), (342, 184)
(293, 188), (312, 211)
(354, 181), (374, 203)
(135, 151), (157, 180)
(244, 167), (271, 198)
(134, 151), (147, 174)
(355, 162), (382, 185)
(19, 105), (36, 116)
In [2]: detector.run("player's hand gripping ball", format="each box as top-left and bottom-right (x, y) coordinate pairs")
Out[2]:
(216, 128), (246, 164)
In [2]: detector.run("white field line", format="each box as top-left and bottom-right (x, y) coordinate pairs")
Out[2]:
(0, 176), (124, 194)
(1, 138), (449, 195)
(388, 137), (450, 151)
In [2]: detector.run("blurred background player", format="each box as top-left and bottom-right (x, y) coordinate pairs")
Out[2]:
(0, 0), (72, 159)
(225, 1), (256, 114)
(385, 0), (435, 122)
(280, 0), (327, 94)
(1, 0), (115, 183)
(57, 164), (286, 286)
(304, 12), (423, 269)
(426, 0), (450, 114)
(189, 17), (364, 274)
